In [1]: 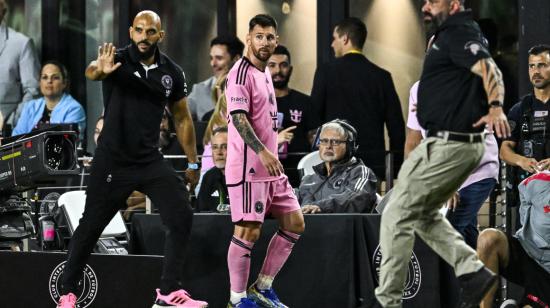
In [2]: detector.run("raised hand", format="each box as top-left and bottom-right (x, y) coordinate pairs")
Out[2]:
(96, 42), (121, 75)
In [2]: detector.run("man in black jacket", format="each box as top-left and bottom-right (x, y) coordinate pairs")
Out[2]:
(310, 17), (405, 180)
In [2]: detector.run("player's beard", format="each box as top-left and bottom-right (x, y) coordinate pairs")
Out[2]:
(252, 45), (272, 62)
(131, 40), (158, 60)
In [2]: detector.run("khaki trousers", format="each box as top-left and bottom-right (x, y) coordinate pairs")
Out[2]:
(375, 137), (486, 307)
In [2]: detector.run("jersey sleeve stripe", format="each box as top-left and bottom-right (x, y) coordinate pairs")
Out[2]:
(237, 61), (250, 85)
(235, 60), (244, 85)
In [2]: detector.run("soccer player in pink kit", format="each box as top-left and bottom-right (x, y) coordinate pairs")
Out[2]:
(224, 14), (305, 308)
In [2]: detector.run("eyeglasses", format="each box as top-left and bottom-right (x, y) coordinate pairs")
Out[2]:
(319, 138), (346, 146)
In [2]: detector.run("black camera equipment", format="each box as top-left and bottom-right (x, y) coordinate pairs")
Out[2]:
(0, 126), (79, 250)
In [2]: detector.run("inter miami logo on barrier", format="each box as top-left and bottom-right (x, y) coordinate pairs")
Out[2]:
(372, 245), (421, 299)
(49, 261), (98, 307)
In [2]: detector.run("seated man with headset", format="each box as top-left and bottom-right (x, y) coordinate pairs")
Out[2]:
(300, 119), (378, 213)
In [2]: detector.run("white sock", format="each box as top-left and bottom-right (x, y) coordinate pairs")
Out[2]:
(256, 274), (274, 290)
(230, 290), (247, 304)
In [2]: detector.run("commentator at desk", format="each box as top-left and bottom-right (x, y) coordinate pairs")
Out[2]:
(300, 119), (377, 214)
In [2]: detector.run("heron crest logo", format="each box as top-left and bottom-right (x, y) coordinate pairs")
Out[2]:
(373, 245), (422, 299)
(49, 261), (98, 307)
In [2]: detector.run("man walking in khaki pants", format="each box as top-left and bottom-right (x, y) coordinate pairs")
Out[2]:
(374, 1), (511, 307)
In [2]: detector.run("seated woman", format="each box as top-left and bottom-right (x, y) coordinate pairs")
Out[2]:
(12, 60), (86, 141)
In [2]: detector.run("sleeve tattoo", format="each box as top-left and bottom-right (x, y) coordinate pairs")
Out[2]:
(473, 58), (505, 104)
(232, 113), (265, 154)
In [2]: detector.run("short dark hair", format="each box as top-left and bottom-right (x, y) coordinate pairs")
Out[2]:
(272, 45), (291, 64)
(528, 44), (550, 57)
(210, 35), (245, 59)
(41, 60), (70, 92)
(335, 17), (367, 49)
(212, 126), (228, 136)
(249, 14), (277, 32)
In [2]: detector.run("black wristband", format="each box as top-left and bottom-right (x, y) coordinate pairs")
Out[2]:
(489, 100), (503, 108)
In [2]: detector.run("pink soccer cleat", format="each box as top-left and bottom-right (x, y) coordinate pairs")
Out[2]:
(152, 288), (208, 308)
(57, 293), (77, 308)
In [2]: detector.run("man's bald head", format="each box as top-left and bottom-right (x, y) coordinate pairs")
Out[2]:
(129, 10), (164, 62)
(133, 10), (162, 30)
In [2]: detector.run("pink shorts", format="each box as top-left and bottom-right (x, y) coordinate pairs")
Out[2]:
(228, 176), (300, 223)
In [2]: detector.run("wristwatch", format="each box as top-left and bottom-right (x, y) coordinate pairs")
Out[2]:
(489, 100), (503, 108)
(187, 162), (200, 170)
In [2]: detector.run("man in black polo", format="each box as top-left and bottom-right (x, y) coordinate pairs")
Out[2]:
(375, 1), (510, 307)
(268, 45), (314, 186)
(56, 11), (207, 308)
(310, 17), (405, 180)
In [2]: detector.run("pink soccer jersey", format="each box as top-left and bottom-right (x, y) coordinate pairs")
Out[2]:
(225, 57), (281, 184)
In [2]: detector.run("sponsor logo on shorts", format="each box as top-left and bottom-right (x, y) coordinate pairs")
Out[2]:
(255, 201), (264, 214)
(373, 245), (421, 299)
(49, 261), (98, 307)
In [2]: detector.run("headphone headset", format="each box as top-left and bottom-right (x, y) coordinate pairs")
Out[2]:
(312, 119), (359, 158)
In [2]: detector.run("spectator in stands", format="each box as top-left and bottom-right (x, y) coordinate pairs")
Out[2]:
(12, 61), (86, 140)
(300, 120), (377, 213)
(478, 171), (550, 308)
(310, 17), (405, 180)
(268, 45), (315, 187)
(187, 35), (244, 121)
(196, 126), (229, 212)
(0, 0), (40, 129)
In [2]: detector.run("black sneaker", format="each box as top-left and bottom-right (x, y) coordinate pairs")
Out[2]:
(458, 267), (498, 308)
(370, 299), (383, 308)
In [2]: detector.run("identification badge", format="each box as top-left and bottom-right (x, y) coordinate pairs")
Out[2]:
(534, 110), (548, 117)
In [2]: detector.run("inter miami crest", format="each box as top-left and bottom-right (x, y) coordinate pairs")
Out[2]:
(255, 201), (264, 214)
(161, 75), (173, 98)
(49, 261), (98, 307)
(373, 245), (421, 299)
